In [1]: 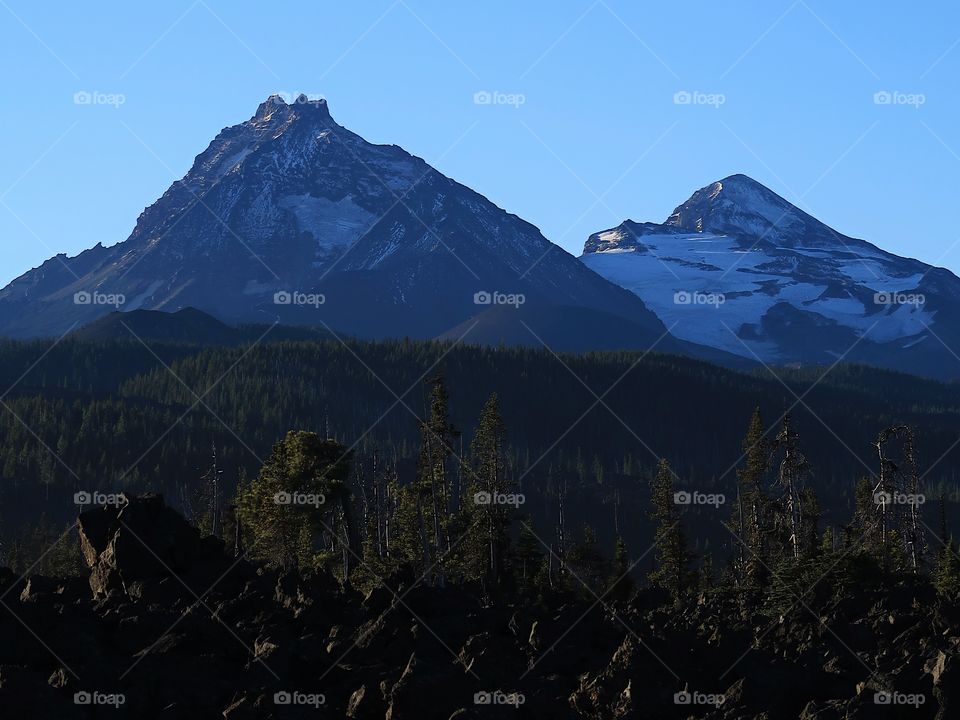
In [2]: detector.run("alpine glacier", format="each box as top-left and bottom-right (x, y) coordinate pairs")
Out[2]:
(581, 175), (960, 380)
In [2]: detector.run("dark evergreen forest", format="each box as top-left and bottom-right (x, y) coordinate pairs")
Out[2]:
(1, 333), (959, 574)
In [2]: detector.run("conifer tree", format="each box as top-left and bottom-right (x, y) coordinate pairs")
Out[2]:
(648, 458), (691, 599)
(731, 407), (771, 589)
(9, 516), (83, 576)
(514, 515), (544, 594)
(934, 497), (960, 597)
(800, 486), (821, 557)
(836, 477), (888, 588)
(463, 393), (513, 594)
(771, 415), (811, 561)
(392, 481), (428, 573)
(849, 477), (878, 546)
(236, 431), (351, 569)
(934, 540), (960, 597)
(351, 511), (399, 593)
(412, 375), (460, 585)
(698, 550), (715, 592)
(567, 524), (609, 596)
(609, 535), (634, 602)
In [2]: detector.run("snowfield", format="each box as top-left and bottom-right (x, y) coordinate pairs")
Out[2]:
(581, 181), (939, 363)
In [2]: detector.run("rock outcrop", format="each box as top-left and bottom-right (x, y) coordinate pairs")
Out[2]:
(0, 498), (955, 718)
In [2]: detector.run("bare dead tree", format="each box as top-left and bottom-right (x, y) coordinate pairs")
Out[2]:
(556, 475), (567, 584)
(772, 415), (810, 560)
(234, 507), (243, 558)
(199, 441), (224, 538)
(874, 426), (925, 571)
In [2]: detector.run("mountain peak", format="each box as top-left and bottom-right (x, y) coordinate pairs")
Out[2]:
(665, 173), (805, 237)
(0, 95), (674, 349)
(253, 94), (331, 123)
(702, 173), (774, 198)
(717, 172), (764, 187)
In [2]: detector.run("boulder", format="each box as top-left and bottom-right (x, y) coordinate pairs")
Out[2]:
(78, 494), (228, 600)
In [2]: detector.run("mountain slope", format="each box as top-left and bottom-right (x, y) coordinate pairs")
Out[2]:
(70, 307), (333, 345)
(581, 175), (960, 380)
(0, 95), (677, 357)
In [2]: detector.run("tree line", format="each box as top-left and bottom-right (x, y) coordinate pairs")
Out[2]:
(2, 335), (960, 595)
(201, 381), (960, 608)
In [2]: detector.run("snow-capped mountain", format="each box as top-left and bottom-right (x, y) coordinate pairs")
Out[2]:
(581, 174), (960, 380)
(0, 95), (698, 355)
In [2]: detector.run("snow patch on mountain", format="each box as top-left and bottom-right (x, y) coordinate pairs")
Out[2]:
(582, 176), (946, 365)
(125, 280), (164, 312)
(278, 194), (375, 252)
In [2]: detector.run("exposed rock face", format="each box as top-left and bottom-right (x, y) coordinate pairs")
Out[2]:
(0, 500), (956, 718)
(78, 493), (228, 599)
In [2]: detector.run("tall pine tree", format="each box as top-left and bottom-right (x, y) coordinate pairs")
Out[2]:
(463, 393), (514, 596)
(730, 407), (771, 590)
(648, 458), (691, 600)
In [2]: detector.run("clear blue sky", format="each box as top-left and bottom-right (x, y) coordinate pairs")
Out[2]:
(2, 0), (960, 286)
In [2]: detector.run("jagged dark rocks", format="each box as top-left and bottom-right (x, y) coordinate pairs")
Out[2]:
(79, 493), (232, 600)
(0, 498), (956, 718)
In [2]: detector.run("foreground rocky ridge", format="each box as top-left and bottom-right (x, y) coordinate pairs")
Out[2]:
(0, 495), (956, 719)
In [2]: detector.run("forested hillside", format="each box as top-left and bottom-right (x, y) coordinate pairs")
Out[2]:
(1, 333), (959, 573)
